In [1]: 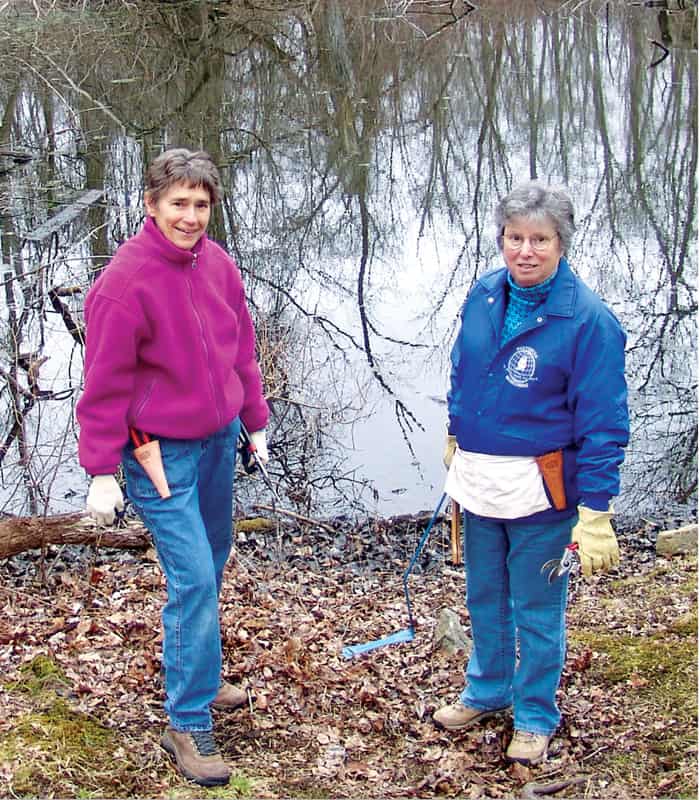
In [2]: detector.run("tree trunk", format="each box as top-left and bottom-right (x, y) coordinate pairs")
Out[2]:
(0, 513), (150, 559)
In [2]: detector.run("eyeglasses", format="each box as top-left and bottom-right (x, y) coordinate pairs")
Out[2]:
(503, 233), (559, 253)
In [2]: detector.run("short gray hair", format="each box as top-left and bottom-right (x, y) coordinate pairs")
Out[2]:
(495, 181), (575, 253)
(145, 148), (222, 206)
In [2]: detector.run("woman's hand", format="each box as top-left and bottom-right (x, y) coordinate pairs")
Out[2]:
(249, 430), (269, 464)
(86, 475), (125, 526)
(443, 434), (457, 469)
(571, 505), (619, 577)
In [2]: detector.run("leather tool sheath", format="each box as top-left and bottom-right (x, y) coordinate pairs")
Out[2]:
(535, 450), (566, 511)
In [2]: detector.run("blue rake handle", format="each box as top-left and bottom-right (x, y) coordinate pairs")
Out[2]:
(342, 627), (415, 659)
(342, 493), (448, 659)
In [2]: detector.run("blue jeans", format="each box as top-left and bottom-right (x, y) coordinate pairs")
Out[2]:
(122, 418), (240, 731)
(459, 511), (575, 736)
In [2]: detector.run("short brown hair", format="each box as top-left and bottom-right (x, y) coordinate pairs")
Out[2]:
(145, 148), (222, 206)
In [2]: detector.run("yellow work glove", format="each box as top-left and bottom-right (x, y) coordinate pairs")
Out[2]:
(443, 434), (457, 469)
(571, 505), (619, 577)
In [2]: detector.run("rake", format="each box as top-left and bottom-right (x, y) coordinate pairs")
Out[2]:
(342, 492), (448, 658)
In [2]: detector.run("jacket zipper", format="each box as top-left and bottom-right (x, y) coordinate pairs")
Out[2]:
(188, 253), (223, 428)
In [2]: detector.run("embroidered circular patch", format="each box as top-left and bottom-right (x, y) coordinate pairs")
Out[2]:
(505, 346), (538, 388)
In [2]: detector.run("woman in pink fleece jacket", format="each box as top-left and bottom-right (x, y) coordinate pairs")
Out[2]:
(77, 148), (269, 787)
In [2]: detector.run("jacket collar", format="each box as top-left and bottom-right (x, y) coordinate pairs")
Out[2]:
(479, 257), (577, 319)
(542, 258), (576, 318)
(141, 216), (207, 266)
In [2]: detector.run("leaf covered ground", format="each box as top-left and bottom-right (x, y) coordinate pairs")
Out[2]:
(0, 514), (696, 799)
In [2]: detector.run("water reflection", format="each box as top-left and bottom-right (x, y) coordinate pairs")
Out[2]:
(0, 1), (695, 520)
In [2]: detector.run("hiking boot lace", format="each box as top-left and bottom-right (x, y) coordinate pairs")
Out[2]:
(191, 730), (218, 756)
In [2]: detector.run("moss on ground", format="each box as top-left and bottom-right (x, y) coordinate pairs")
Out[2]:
(8, 653), (72, 696)
(570, 557), (698, 798)
(235, 517), (276, 533)
(164, 776), (254, 799)
(2, 655), (253, 799)
(0, 696), (143, 797)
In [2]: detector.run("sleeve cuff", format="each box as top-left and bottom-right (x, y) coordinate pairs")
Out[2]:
(580, 493), (612, 512)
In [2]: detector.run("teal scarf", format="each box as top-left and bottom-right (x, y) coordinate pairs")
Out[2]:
(500, 269), (558, 346)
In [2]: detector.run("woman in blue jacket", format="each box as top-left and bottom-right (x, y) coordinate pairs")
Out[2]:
(434, 182), (629, 765)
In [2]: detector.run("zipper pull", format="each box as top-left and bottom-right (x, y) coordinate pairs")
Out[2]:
(191, 253), (198, 269)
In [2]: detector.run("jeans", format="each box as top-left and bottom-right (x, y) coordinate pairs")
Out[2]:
(122, 418), (240, 731)
(459, 510), (575, 735)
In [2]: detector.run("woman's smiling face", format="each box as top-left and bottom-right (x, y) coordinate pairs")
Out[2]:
(501, 216), (563, 287)
(145, 181), (212, 250)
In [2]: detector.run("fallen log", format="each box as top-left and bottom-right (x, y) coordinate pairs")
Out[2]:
(0, 513), (150, 559)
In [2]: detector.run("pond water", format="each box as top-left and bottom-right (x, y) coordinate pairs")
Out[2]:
(0, 0), (696, 521)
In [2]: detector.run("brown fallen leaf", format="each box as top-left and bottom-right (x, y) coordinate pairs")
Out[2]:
(508, 760), (532, 783)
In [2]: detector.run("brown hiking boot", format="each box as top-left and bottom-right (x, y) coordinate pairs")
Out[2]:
(433, 701), (511, 731)
(161, 728), (231, 786)
(212, 681), (248, 711)
(506, 730), (551, 765)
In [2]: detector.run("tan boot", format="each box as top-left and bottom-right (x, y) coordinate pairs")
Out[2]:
(212, 681), (249, 711)
(433, 701), (511, 731)
(161, 728), (231, 786)
(506, 730), (551, 765)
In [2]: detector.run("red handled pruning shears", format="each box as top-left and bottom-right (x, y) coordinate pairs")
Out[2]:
(541, 541), (579, 583)
(129, 428), (152, 448)
(237, 422), (282, 505)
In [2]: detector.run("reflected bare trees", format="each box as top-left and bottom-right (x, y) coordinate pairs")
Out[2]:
(0, 0), (695, 517)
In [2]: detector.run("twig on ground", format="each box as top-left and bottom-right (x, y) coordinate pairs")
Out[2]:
(520, 776), (590, 799)
(252, 503), (337, 534)
(582, 744), (610, 762)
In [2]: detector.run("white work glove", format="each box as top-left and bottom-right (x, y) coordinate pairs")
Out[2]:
(86, 475), (125, 526)
(571, 505), (619, 578)
(249, 430), (269, 465)
(443, 434), (457, 470)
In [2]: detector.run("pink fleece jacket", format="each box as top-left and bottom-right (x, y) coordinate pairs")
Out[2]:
(77, 217), (269, 475)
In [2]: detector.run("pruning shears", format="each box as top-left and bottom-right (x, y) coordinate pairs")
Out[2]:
(237, 422), (282, 505)
(129, 427), (150, 447)
(540, 541), (579, 583)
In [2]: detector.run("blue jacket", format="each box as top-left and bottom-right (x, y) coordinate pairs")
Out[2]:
(448, 258), (629, 523)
